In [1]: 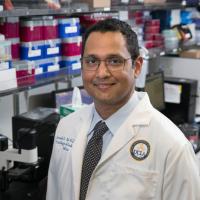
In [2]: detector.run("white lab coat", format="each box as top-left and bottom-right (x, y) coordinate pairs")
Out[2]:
(46, 92), (200, 200)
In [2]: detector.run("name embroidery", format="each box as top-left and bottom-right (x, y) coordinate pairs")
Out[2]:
(55, 136), (75, 151)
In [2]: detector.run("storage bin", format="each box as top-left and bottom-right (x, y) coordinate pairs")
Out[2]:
(20, 41), (45, 60)
(44, 39), (61, 58)
(13, 60), (35, 86)
(62, 36), (82, 57)
(34, 57), (61, 80)
(10, 38), (20, 60)
(0, 17), (19, 38)
(144, 25), (160, 34)
(59, 55), (81, 75)
(43, 18), (58, 40)
(58, 18), (80, 38)
(145, 19), (160, 26)
(20, 20), (43, 42)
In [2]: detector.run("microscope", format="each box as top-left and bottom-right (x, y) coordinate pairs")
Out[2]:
(0, 128), (38, 192)
(0, 107), (60, 193)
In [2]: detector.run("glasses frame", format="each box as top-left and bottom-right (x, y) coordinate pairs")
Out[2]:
(80, 56), (132, 72)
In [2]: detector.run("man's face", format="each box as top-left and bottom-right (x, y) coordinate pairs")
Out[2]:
(82, 31), (142, 109)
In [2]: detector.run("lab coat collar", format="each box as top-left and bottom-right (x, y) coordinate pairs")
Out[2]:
(96, 92), (153, 170)
(71, 92), (153, 199)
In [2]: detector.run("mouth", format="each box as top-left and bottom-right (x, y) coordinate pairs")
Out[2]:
(94, 82), (116, 90)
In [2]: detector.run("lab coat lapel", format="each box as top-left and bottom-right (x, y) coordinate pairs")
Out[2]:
(71, 105), (94, 200)
(98, 93), (153, 167)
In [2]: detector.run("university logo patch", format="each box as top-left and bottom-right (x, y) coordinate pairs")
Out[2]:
(130, 140), (150, 161)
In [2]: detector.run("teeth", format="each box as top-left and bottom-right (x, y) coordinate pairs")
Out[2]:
(98, 84), (111, 89)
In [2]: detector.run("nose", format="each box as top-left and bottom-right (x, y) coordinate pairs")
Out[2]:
(96, 60), (110, 78)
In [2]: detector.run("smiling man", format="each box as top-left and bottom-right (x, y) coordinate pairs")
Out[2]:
(46, 18), (200, 200)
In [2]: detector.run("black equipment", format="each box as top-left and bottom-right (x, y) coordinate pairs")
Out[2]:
(12, 107), (60, 181)
(163, 77), (198, 125)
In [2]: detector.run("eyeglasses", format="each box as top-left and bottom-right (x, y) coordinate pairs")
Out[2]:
(81, 56), (132, 71)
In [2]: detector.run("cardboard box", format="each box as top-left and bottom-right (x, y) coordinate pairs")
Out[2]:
(180, 49), (200, 59)
(0, 68), (17, 91)
(75, 0), (111, 8)
(144, 0), (166, 3)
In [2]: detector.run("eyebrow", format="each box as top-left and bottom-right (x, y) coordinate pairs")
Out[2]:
(84, 54), (124, 58)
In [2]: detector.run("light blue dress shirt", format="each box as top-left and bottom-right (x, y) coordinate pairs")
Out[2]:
(87, 91), (140, 154)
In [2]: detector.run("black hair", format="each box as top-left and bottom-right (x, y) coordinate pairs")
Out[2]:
(81, 18), (140, 62)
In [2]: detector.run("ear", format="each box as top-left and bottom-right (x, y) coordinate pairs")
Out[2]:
(133, 56), (143, 78)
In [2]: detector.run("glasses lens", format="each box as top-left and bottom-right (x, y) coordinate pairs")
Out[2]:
(82, 57), (99, 71)
(106, 57), (125, 71)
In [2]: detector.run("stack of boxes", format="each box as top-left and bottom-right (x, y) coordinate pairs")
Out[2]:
(0, 34), (17, 91)
(0, 17), (19, 90)
(20, 16), (61, 83)
(18, 18), (42, 85)
(58, 17), (82, 76)
(144, 19), (164, 50)
(0, 17), (20, 60)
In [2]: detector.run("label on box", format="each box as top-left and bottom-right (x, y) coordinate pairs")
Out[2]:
(72, 62), (81, 70)
(48, 64), (59, 72)
(35, 67), (43, 74)
(47, 47), (59, 55)
(0, 62), (9, 71)
(28, 49), (41, 57)
(65, 26), (77, 34)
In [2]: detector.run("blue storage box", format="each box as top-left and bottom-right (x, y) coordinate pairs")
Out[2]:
(58, 18), (80, 38)
(59, 55), (81, 75)
(20, 41), (45, 60)
(35, 57), (61, 79)
(44, 39), (61, 58)
(35, 66), (44, 81)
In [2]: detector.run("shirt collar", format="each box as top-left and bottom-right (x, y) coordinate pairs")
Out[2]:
(88, 91), (140, 137)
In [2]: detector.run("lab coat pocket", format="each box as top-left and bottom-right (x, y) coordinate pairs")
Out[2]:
(104, 164), (159, 200)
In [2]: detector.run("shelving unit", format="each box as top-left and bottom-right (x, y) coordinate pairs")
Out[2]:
(0, 2), (197, 18)
(111, 2), (197, 11)
(0, 3), (89, 17)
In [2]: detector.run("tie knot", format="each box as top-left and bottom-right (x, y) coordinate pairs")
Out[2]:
(93, 121), (108, 139)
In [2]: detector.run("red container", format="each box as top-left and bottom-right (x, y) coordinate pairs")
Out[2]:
(135, 17), (145, 25)
(144, 33), (164, 41)
(145, 19), (160, 26)
(20, 20), (43, 42)
(62, 36), (82, 57)
(0, 17), (19, 38)
(144, 40), (154, 49)
(10, 38), (20, 59)
(144, 25), (160, 34)
(16, 69), (35, 86)
(43, 19), (58, 40)
(131, 11), (143, 18)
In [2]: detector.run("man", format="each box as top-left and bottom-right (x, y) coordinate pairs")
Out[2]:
(46, 18), (200, 200)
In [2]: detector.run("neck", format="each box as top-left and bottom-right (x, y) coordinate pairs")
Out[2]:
(95, 90), (134, 120)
